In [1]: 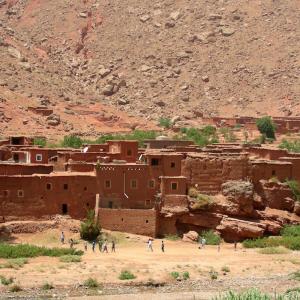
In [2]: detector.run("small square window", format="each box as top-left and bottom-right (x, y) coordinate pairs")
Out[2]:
(46, 183), (52, 190)
(63, 184), (68, 190)
(130, 179), (137, 189)
(17, 190), (24, 198)
(3, 190), (9, 197)
(127, 149), (132, 156)
(151, 158), (159, 166)
(105, 180), (111, 189)
(36, 154), (43, 161)
(145, 199), (151, 206)
(149, 179), (155, 189)
(84, 186), (87, 191)
(171, 162), (176, 168)
(171, 182), (178, 191)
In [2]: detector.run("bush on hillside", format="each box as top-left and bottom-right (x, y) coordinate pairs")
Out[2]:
(279, 139), (300, 153)
(285, 180), (300, 202)
(201, 230), (221, 245)
(191, 194), (214, 211)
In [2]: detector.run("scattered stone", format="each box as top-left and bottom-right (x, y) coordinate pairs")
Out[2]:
(221, 27), (236, 36)
(102, 84), (115, 96)
(118, 99), (129, 105)
(182, 231), (199, 242)
(202, 75), (209, 82)
(140, 14), (150, 22)
(170, 11), (181, 21)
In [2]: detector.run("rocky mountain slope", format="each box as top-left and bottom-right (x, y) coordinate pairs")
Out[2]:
(0, 0), (299, 137)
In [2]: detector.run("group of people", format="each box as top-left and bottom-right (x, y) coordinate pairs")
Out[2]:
(147, 238), (165, 252)
(91, 239), (116, 253)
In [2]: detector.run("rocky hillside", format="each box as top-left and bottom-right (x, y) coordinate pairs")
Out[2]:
(0, 0), (299, 137)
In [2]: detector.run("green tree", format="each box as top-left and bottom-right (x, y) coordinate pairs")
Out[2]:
(256, 116), (276, 139)
(80, 210), (101, 241)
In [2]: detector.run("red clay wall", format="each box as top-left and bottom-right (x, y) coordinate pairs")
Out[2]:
(98, 208), (157, 237)
(0, 174), (97, 220)
(0, 164), (53, 175)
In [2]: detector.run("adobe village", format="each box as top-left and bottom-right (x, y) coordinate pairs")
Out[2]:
(1, 116), (300, 298)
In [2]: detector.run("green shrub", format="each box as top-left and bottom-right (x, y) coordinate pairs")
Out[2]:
(180, 127), (219, 147)
(0, 275), (13, 285)
(33, 137), (46, 147)
(281, 225), (300, 237)
(221, 266), (230, 273)
(182, 271), (190, 280)
(258, 247), (289, 255)
(9, 284), (22, 292)
(119, 270), (136, 280)
(80, 210), (101, 241)
(191, 194), (214, 211)
(159, 117), (172, 129)
(170, 271), (180, 280)
(209, 270), (218, 280)
(0, 243), (83, 259)
(164, 234), (181, 241)
(279, 139), (300, 153)
(201, 230), (221, 245)
(219, 127), (237, 142)
(59, 255), (81, 263)
(213, 289), (272, 300)
(256, 116), (276, 139)
(83, 278), (100, 288)
(285, 180), (300, 202)
(290, 270), (300, 281)
(61, 135), (84, 148)
(42, 282), (54, 290)
(188, 187), (199, 198)
(0, 258), (28, 269)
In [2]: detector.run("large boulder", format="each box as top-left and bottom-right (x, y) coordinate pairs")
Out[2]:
(182, 231), (199, 243)
(221, 181), (254, 215)
(217, 217), (266, 242)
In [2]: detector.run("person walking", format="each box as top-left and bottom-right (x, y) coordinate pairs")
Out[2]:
(147, 238), (153, 252)
(103, 240), (108, 253)
(217, 243), (220, 252)
(98, 239), (103, 252)
(201, 237), (206, 248)
(92, 240), (96, 252)
(60, 231), (65, 244)
(70, 238), (74, 249)
(111, 240), (116, 253)
(84, 242), (88, 252)
(161, 240), (165, 253)
(234, 241), (237, 251)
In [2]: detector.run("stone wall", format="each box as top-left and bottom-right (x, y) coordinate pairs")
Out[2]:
(98, 208), (157, 237)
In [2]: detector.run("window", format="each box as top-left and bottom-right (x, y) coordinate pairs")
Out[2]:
(46, 183), (52, 190)
(145, 199), (151, 206)
(127, 149), (132, 156)
(84, 186), (87, 191)
(149, 179), (155, 189)
(86, 203), (90, 207)
(130, 179), (137, 189)
(62, 204), (68, 214)
(13, 154), (19, 162)
(171, 162), (176, 168)
(105, 180), (111, 189)
(3, 190), (9, 197)
(171, 182), (178, 191)
(108, 201), (113, 208)
(63, 184), (68, 190)
(151, 158), (159, 166)
(146, 219), (149, 223)
(272, 170), (276, 176)
(36, 154), (43, 161)
(17, 190), (24, 198)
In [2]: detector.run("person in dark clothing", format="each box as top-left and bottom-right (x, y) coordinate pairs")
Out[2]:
(112, 240), (116, 252)
(103, 240), (108, 253)
(161, 240), (165, 253)
(92, 240), (96, 252)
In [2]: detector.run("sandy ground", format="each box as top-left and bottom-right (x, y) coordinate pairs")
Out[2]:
(0, 229), (300, 298)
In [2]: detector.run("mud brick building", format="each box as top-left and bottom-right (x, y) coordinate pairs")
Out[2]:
(1, 134), (300, 240)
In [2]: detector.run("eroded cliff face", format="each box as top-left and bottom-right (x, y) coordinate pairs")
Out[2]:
(159, 180), (300, 242)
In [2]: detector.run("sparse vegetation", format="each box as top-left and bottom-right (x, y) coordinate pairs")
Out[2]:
(164, 234), (181, 241)
(0, 258), (28, 269)
(182, 271), (190, 280)
(0, 243), (83, 258)
(83, 278), (100, 288)
(256, 116), (276, 139)
(119, 270), (136, 280)
(201, 230), (221, 245)
(209, 270), (218, 280)
(33, 137), (46, 147)
(243, 225), (300, 250)
(258, 247), (290, 255)
(59, 255), (81, 263)
(80, 210), (101, 241)
(279, 139), (300, 153)
(0, 275), (13, 285)
(191, 194), (214, 211)
(180, 126), (219, 147)
(9, 284), (22, 292)
(285, 180), (300, 202)
(212, 288), (300, 300)
(42, 282), (54, 290)
(170, 271), (180, 280)
(158, 117), (172, 129)
(61, 135), (84, 148)
(219, 127), (237, 142)
(221, 266), (230, 273)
